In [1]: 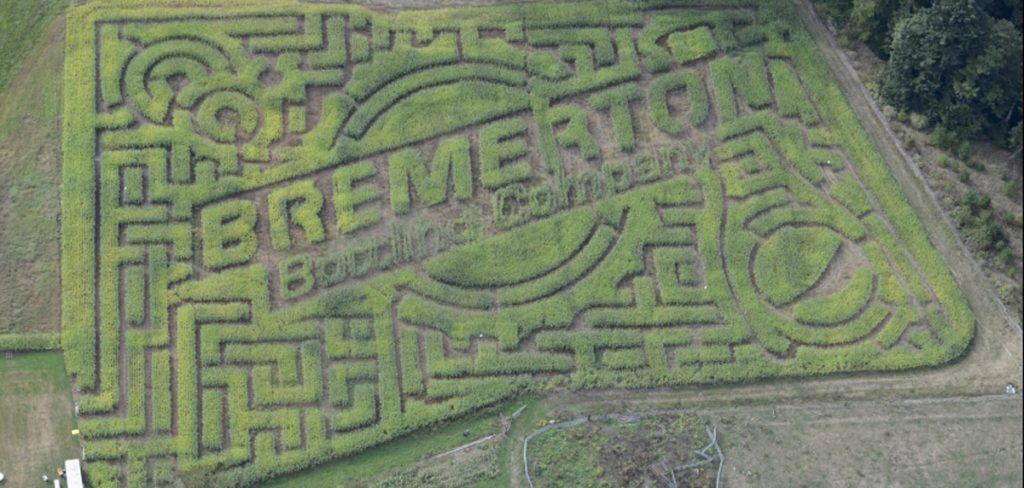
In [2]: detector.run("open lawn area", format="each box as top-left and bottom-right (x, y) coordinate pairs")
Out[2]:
(0, 9), (66, 335)
(0, 352), (80, 487)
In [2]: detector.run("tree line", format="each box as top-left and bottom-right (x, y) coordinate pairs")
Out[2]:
(817, 0), (1023, 151)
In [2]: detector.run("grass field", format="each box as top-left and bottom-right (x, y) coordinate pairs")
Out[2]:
(509, 393), (1023, 488)
(0, 352), (80, 487)
(715, 396), (1023, 487)
(0, 0), (68, 91)
(262, 399), (524, 488)
(526, 413), (716, 487)
(285, 393), (1022, 487)
(0, 10), (66, 335)
(0, 0), (1003, 485)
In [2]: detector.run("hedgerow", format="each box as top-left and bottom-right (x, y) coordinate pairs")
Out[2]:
(528, 28), (616, 66)
(496, 225), (616, 306)
(202, 390), (225, 450)
(152, 350), (173, 433)
(549, 103), (600, 160)
(768, 59), (819, 124)
(425, 209), (595, 288)
(201, 199), (258, 270)
(601, 348), (647, 369)
(676, 346), (731, 365)
(0, 333), (61, 351)
(354, 79), (530, 158)
(528, 29), (640, 100)
(333, 161), (381, 234)
(527, 51), (570, 80)
(400, 329), (424, 395)
(637, 9), (754, 73)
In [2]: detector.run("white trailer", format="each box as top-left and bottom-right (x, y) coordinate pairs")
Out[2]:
(64, 460), (83, 488)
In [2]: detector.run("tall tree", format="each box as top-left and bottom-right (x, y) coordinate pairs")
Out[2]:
(880, 0), (1017, 137)
(954, 19), (1023, 136)
(849, 0), (925, 57)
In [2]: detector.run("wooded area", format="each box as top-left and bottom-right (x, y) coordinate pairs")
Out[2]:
(816, 0), (1022, 149)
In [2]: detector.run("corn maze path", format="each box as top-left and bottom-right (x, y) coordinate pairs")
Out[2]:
(59, 1), (974, 486)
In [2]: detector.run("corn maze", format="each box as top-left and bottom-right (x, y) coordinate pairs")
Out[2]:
(60, 0), (974, 486)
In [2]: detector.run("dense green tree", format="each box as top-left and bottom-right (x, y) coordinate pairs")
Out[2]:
(815, 0), (854, 25)
(954, 19), (1023, 136)
(849, 0), (924, 57)
(816, 0), (1023, 143)
(881, 0), (1022, 138)
(977, 0), (1024, 27)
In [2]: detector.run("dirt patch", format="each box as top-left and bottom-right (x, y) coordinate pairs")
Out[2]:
(527, 414), (717, 487)
(713, 396), (1023, 488)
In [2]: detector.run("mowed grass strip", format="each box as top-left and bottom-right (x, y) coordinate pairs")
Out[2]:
(0, 0), (68, 91)
(0, 11), (66, 334)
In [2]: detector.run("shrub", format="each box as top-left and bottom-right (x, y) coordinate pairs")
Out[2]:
(909, 112), (929, 130)
(929, 125), (957, 151)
